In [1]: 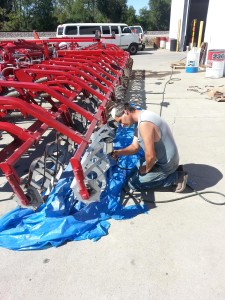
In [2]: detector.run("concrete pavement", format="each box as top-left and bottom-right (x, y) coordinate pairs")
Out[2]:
(0, 48), (225, 300)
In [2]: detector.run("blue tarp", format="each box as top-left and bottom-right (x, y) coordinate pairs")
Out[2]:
(0, 125), (147, 250)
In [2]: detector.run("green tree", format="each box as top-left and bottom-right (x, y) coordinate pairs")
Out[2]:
(53, 0), (75, 24)
(0, 0), (14, 17)
(54, 0), (105, 24)
(1, 0), (56, 31)
(1, 10), (21, 30)
(2, 0), (32, 31)
(22, 0), (36, 30)
(0, 0), (171, 31)
(97, 0), (127, 22)
(31, 0), (57, 30)
(70, 0), (101, 23)
(137, 7), (150, 31)
(0, 7), (7, 29)
(148, 0), (171, 30)
(125, 6), (137, 25)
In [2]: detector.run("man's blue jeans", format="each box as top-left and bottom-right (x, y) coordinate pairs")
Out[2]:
(127, 158), (178, 191)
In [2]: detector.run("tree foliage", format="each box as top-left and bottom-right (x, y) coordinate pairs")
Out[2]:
(0, 0), (171, 31)
(148, 0), (171, 30)
(53, 0), (74, 24)
(1, 0), (56, 30)
(137, 8), (150, 31)
(96, 0), (128, 22)
(125, 6), (137, 26)
(32, 0), (57, 30)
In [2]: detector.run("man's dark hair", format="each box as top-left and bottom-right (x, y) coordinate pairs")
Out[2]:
(113, 102), (136, 117)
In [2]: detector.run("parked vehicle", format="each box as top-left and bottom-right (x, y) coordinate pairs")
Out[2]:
(56, 23), (142, 55)
(129, 25), (145, 50)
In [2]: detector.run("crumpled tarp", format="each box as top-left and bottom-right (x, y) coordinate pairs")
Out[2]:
(0, 124), (146, 250)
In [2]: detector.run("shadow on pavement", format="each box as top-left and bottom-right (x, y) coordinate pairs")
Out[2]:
(120, 188), (156, 211)
(184, 163), (223, 191)
(126, 70), (147, 109)
(120, 163), (223, 210)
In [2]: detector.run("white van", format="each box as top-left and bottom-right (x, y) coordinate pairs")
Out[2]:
(56, 23), (142, 55)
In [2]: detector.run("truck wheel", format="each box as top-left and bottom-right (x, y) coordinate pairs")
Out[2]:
(141, 44), (145, 51)
(128, 43), (138, 55)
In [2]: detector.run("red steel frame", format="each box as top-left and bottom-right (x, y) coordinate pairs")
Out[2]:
(0, 38), (131, 206)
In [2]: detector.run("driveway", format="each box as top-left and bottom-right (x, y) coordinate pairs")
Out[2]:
(1, 48), (225, 300)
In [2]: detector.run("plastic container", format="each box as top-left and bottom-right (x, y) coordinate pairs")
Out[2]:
(205, 49), (225, 78)
(160, 37), (166, 49)
(205, 61), (225, 78)
(166, 39), (170, 50)
(185, 48), (200, 73)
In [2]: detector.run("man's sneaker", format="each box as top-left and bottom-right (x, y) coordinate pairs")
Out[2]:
(175, 171), (188, 193)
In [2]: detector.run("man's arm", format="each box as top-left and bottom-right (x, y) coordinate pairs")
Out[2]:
(112, 136), (140, 158)
(139, 122), (156, 174)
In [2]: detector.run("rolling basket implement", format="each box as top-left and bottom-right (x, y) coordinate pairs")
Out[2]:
(0, 37), (133, 209)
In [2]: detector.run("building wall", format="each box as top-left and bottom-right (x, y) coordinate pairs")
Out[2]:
(169, 0), (185, 39)
(170, 0), (225, 50)
(204, 0), (225, 49)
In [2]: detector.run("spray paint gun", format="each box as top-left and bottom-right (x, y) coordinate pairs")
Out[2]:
(103, 136), (120, 165)
(103, 136), (114, 155)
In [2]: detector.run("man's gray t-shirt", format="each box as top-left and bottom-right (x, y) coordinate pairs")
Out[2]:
(137, 110), (179, 174)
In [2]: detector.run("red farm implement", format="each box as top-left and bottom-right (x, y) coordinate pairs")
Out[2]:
(0, 37), (133, 208)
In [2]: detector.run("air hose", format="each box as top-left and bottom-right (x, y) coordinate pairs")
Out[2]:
(123, 184), (225, 206)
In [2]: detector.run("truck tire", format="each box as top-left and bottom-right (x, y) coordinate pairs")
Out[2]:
(128, 43), (138, 55)
(141, 44), (145, 51)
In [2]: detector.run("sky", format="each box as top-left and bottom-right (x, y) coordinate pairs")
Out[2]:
(127, 0), (149, 14)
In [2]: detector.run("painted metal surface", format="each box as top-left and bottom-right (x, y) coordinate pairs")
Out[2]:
(0, 37), (133, 208)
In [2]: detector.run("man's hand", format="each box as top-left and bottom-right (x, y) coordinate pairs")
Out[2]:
(111, 150), (119, 160)
(139, 165), (147, 175)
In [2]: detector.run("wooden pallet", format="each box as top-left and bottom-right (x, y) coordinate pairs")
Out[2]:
(170, 61), (186, 69)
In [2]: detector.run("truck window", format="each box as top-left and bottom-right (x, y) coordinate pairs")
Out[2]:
(57, 26), (63, 35)
(65, 26), (78, 35)
(102, 26), (110, 34)
(111, 26), (119, 34)
(130, 26), (142, 34)
(79, 26), (101, 35)
(122, 27), (132, 33)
